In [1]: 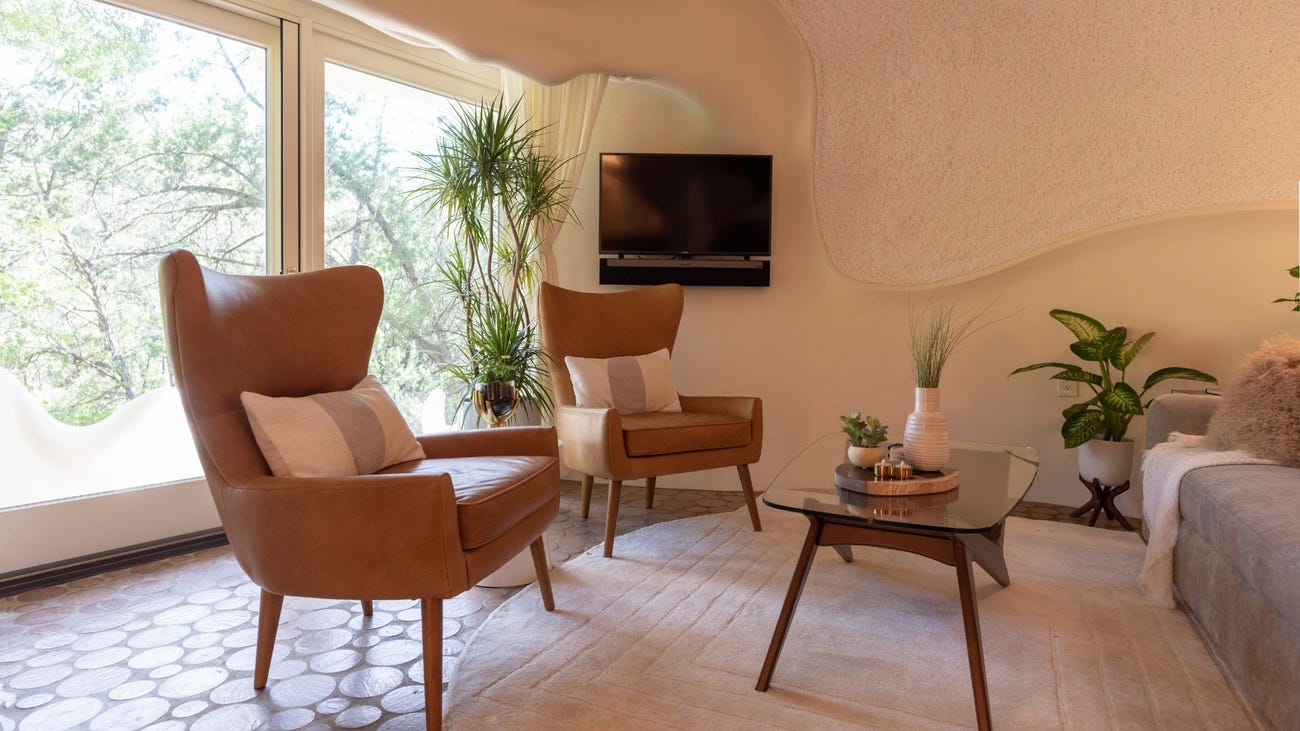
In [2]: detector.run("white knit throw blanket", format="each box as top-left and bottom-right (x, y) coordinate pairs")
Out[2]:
(1140, 433), (1274, 608)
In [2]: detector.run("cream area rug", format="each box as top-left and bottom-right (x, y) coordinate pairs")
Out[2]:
(446, 506), (1257, 730)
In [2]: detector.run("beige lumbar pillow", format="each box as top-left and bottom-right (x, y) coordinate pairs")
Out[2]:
(1205, 335), (1300, 467)
(565, 348), (682, 414)
(241, 375), (425, 478)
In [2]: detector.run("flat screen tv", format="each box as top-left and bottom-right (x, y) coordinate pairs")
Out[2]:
(599, 153), (772, 257)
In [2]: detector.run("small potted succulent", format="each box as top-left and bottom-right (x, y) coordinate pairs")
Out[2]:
(841, 412), (890, 468)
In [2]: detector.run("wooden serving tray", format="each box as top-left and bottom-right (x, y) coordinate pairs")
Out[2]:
(834, 463), (960, 496)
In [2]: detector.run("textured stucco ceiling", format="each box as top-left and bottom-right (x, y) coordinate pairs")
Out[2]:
(777, 0), (1300, 286)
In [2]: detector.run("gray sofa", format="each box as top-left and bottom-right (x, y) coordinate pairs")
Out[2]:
(1146, 393), (1300, 730)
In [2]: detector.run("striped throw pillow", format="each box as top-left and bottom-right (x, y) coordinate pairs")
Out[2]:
(241, 375), (425, 478)
(565, 348), (682, 414)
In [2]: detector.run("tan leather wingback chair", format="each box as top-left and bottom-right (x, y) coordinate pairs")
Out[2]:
(159, 250), (559, 730)
(539, 282), (762, 557)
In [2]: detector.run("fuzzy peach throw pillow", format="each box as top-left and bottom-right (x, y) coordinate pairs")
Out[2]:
(1205, 335), (1300, 466)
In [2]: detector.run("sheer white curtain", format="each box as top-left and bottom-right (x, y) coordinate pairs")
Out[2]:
(501, 70), (608, 282)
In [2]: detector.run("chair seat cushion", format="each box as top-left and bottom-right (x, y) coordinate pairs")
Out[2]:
(378, 455), (558, 549)
(620, 411), (752, 457)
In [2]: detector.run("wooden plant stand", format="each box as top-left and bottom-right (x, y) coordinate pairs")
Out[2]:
(1070, 475), (1135, 531)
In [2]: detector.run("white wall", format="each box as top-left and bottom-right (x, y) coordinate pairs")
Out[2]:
(554, 80), (1300, 516)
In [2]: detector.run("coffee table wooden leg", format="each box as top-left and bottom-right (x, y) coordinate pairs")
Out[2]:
(955, 541), (992, 731)
(831, 545), (853, 563)
(958, 528), (1009, 587)
(756, 517), (823, 692)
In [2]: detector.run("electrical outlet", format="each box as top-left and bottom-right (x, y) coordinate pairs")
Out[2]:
(1057, 380), (1078, 398)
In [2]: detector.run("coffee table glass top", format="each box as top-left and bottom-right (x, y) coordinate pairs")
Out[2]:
(762, 433), (1039, 533)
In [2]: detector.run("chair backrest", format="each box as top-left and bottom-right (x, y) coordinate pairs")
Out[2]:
(158, 250), (382, 509)
(538, 282), (684, 408)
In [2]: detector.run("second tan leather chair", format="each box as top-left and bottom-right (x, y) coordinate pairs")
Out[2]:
(160, 250), (560, 730)
(539, 281), (762, 557)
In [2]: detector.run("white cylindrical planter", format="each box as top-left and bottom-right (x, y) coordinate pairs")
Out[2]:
(1078, 438), (1135, 486)
(903, 387), (949, 471)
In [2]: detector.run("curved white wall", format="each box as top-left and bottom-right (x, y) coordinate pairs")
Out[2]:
(324, 0), (1300, 514)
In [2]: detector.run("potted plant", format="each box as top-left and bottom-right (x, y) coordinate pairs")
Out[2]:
(408, 98), (572, 426)
(1010, 309), (1217, 485)
(841, 412), (889, 468)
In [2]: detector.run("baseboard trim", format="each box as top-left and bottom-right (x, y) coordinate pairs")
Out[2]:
(0, 528), (229, 598)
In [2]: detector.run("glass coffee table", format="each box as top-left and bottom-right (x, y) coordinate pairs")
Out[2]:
(755, 434), (1039, 731)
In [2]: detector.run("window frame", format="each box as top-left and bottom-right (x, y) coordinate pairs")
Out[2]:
(1, 0), (502, 575)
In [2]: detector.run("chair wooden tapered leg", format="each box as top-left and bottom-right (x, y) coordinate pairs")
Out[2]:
(604, 480), (623, 557)
(254, 589), (284, 690)
(737, 464), (762, 531)
(360, 600), (373, 616)
(579, 474), (594, 520)
(645, 476), (657, 508)
(422, 598), (443, 731)
(530, 537), (555, 611)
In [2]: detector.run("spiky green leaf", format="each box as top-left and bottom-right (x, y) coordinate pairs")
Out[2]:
(1110, 331), (1154, 370)
(1098, 382), (1143, 415)
(1049, 309), (1107, 341)
(1062, 409), (1105, 449)
(1142, 367), (1217, 392)
(1289, 265), (1299, 278)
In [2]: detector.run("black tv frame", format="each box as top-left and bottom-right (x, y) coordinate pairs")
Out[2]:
(597, 152), (772, 287)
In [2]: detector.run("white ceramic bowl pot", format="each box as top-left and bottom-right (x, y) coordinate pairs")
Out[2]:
(847, 445), (887, 469)
(1078, 438), (1135, 486)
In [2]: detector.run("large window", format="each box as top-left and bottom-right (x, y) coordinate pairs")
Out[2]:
(0, 0), (273, 510)
(323, 63), (463, 432)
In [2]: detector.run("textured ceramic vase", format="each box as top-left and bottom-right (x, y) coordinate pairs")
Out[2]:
(1078, 438), (1135, 486)
(903, 387), (949, 471)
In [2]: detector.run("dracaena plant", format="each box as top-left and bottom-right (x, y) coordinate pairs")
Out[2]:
(407, 97), (573, 417)
(1010, 310), (1217, 449)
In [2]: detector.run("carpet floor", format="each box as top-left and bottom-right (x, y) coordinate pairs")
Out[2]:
(446, 506), (1254, 730)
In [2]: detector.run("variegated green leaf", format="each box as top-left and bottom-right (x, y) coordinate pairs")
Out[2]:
(1110, 331), (1154, 370)
(1062, 409), (1105, 449)
(1061, 400), (1097, 419)
(1099, 382), (1143, 415)
(1142, 367), (1217, 392)
(1069, 327), (1126, 362)
(1049, 309), (1107, 341)
(1049, 368), (1102, 385)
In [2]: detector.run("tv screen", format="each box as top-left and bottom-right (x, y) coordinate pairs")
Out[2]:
(599, 153), (772, 256)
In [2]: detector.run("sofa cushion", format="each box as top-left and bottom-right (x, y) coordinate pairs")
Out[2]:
(379, 456), (558, 549)
(1178, 464), (1300, 633)
(621, 411), (751, 457)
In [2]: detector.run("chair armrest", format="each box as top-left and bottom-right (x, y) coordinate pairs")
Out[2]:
(678, 395), (760, 419)
(554, 406), (628, 478)
(224, 472), (466, 598)
(417, 425), (558, 459)
(680, 395), (764, 463)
